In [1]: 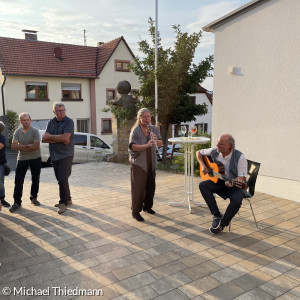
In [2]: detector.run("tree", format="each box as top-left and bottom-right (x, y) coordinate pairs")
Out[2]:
(6, 109), (18, 144)
(130, 18), (213, 161)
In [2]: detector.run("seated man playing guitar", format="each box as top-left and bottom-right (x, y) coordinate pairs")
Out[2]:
(196, 133), (247, 234)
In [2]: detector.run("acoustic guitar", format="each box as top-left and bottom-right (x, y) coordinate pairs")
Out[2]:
(200, 155), (246, 189)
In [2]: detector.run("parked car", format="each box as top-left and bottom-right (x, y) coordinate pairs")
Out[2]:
(158, 144), (183, 158)
(39, 130), (113, 166)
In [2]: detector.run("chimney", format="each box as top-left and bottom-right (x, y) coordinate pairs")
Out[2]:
(97, 42), (105, 47)
(22, 29), (38, 41)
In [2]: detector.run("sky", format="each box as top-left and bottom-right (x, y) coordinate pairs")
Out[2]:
(0, 0), (252, 91)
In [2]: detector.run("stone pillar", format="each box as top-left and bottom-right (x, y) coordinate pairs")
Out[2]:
(111, 115), (135, 162)
(111, 81), (136, 163)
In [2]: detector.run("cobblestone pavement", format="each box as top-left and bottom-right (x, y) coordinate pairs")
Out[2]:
(0, 162), (299, 300)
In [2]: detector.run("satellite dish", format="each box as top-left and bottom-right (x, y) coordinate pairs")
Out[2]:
(54, 47), (63, 59)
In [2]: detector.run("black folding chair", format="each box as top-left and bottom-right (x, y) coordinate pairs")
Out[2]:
(229, 160), (261, 232)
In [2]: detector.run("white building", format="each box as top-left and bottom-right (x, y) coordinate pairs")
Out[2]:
(203, 0), (300, 202)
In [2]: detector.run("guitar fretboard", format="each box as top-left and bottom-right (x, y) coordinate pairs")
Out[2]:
(211, 170), (230, 182)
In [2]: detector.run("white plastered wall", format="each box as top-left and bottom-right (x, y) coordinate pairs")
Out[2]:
(95, 40), (140, 144)
(212, 0), (300, 202)
(3, 76), (91, 130)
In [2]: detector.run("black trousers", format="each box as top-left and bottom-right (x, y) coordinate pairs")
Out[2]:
(52, 156), (73, 204)
(199, 180), (245, 227)
(13, 157), (42, 204)
(131, 164), (156, 213)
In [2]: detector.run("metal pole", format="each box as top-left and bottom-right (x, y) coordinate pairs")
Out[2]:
(155, 0), (158, 126)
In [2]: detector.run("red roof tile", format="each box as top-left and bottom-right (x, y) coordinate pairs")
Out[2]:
(0, 36), (129, 79)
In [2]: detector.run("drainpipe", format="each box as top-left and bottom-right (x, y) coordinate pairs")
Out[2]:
(1, 74), (6, 115)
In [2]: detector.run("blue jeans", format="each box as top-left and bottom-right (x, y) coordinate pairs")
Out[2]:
(0, 164), (5, 199)
(199, 180), (245, 227)
(13, 157), (42, 204)
(52, 156), (73, 204)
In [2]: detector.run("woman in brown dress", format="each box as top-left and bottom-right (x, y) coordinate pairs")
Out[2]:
(129, 108), (162, 221)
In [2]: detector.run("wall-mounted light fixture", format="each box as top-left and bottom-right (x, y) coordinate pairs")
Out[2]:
(228, 66), (235, 75)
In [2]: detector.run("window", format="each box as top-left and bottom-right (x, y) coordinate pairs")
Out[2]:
(90, 136), (110, 149)
(77, 119), (89, 133)
(74, 134), (87, 146)
(115, 60), (130, 72)
(101, 118), (112, 134)
(106, 89), (116, 104)
(189, 96), (196, 105)
(196, 123), (208, 133)
(62, 83), (82, 100)
(25, 82), (48, 101)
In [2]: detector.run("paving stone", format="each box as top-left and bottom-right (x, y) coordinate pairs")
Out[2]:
(1, 163), (300, 300)
(179, 275), (221, 298)
(113, 271), (157, 294)
(260, 274), (299, 297)
(114, 285), (158, 300)
(233, 287), (275, 300)
(201, 282), (246, 300)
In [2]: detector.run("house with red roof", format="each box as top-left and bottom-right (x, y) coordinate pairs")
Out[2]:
(0, 31), (140, 144)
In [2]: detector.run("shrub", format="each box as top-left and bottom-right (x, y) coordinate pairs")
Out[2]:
(172, 132), (211, 176)
(6, 110), (18, 144)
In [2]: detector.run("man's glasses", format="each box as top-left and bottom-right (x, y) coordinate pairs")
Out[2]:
(55, 109), (66, 113)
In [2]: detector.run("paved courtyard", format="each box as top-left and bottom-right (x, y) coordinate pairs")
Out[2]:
(0, 162), (299, 300)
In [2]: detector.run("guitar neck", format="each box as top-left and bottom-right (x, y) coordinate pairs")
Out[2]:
(211, 170), (230, 182)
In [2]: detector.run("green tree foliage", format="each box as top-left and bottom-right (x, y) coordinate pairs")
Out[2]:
(130, 18), (213, 161)
(6, 109), (18, 143)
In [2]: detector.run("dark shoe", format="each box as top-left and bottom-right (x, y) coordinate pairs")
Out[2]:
(58, 203), (67, 214)
(209, 224), (224, 234)
(31, 198), (40, 206)
(212, 214), (223, 229)
(9, 203), (21, 213)
(143, 207), (156, 214)
(54, 200), (72, 207)
(1, 199), (11, 208)
(132, 212), (144, 222)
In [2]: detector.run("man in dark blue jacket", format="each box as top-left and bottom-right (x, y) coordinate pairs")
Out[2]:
(42, 102), (74, 214)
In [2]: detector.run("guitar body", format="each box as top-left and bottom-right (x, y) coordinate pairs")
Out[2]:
(200, 155), (225, 183)
(200, 155), (246, 189)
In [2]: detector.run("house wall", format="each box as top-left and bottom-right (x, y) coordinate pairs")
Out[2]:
(212, 0), (300, 201)
(3, 75), (91, 129)
(95, 40), (140, 144)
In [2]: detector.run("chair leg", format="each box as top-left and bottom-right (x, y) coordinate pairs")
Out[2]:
(245, 198), (258, 229)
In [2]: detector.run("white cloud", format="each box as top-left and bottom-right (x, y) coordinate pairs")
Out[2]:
(186, 1), (241, 33)
(0, 0), (32, 16)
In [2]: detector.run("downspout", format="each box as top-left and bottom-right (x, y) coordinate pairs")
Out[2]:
(1, 74), (6, 116)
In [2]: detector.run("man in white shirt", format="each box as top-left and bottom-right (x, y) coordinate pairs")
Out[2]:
(196, 133), (247, 234)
